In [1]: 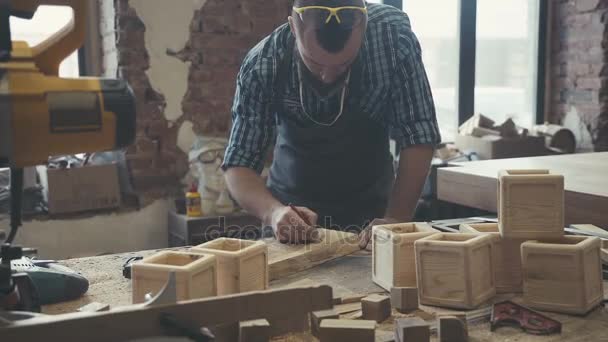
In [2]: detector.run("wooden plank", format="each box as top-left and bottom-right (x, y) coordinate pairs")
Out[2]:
(1, 285), (333, 342)
(267, 228), (360, 281)
(438, 153), (608, 228)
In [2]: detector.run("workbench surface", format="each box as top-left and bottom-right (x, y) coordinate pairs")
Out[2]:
(42, 247), (608, 342)
(437, 152), (608, 228)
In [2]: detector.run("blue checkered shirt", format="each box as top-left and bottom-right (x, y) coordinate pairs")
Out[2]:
(223, 3), (441, 173)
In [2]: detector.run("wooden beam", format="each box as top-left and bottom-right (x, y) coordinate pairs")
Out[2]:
(0, 285), (333, 342)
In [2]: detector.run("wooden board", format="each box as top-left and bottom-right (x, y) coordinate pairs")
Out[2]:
(437, 152), (608, 228)
(267, 228), (361, 281)
(2, 285), (333, 342)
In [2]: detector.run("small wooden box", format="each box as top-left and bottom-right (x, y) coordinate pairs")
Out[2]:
(522, 236), (604, 315)
(372, 222), (439, 291)
(498, 170), (564, 239)
(414, 233), (496, 309)
(460, 223), (526, 293)
(131, 251), (217, 304)
(191, 238), (268, 295)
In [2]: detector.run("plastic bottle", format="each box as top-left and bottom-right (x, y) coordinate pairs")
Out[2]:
(186, 183), (203, 217)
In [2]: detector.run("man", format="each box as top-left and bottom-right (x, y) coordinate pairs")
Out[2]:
(222, 0), (441, 245)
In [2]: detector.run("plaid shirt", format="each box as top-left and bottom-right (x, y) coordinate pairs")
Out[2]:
(223, 3), (441, 173)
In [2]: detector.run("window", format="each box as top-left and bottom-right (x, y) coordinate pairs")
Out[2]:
(403, 0), (460, 142)
(9, 5), (80, 77)
(367, 0), (545, 141)
(475, 0), (541, 129)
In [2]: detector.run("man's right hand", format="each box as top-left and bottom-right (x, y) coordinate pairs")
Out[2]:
(270, 205), (319, 244)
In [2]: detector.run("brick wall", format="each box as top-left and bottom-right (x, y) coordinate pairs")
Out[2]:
(550, 0), (608, 151)
(107, 0), (289, 203)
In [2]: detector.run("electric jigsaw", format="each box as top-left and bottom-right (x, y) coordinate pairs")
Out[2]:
(0, 0), (136, 311)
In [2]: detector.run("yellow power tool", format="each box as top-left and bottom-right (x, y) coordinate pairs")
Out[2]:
(0, 0), (136, 310)
(0, 0), (136, 168)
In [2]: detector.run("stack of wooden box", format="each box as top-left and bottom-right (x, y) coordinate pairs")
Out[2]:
(372, 169), (605, 315)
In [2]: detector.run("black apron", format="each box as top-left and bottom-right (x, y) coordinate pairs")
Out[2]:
(267, 39), (394, 232)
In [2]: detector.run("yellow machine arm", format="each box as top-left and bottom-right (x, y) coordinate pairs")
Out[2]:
(10, 0), (86, 76)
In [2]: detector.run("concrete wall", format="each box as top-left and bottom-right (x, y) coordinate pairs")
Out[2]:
(10, 199), (170, 260)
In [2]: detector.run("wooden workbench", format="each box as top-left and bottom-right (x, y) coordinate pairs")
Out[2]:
(43, 248), (608, 341)
(437, 152), (608, 228)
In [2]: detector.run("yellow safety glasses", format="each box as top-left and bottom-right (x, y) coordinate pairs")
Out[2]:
(293, 6), (368, 29)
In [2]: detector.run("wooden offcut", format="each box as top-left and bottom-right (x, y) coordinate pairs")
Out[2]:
(394, 317), (430, 342)
(522, 236), (604, 315)
(361, 294), (391, 323)
(390, 287), (419, 313)
(438, 315), (468, 342)
(191, 238), (268, 295)
(239, 319), (271, 342)
(372, 222), (439, 291)
(414, 233), (496, 309)
(267, 228), (360, 281)
(311, 309), (339, 337)
(498, 169), (564, 239)
(459, 223), (526, 293)
(319, 319), (376, 342)
(131, 251), (217, 304)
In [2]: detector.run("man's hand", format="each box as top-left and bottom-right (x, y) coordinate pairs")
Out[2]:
(271, 205), (319, 244)
(358, 217), (400, 250)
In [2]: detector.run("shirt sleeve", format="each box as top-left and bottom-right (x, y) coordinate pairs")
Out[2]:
(387, 28), (442, 151)
(222, 56), (276, 174)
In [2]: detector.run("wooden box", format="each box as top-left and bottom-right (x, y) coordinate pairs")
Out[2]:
(414, 233), (496, 309)
(522, 236), (604, 315)
(460, 223), (526, 293)
(454, 134), (546, 160)
(192, 238), (268, 295)
(131, 251), (217, 304)
(498, 170), (564, 239)
(372, 222), (439, 291)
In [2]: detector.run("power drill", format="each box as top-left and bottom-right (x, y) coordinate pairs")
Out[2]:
(0, 0), (136, 311)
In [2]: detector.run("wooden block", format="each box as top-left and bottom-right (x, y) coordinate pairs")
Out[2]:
(319, 319), (376, 342)
(414, 233), (496, 309)
(131, 251), (217, 304)
(498, 170), (564, 239)
(372, 222), (439, 291)
(311, 309), (339, 337)
(459, 223), (526, 293)
(390, 287), (418, 313)
(268, 314), (310, 337)
(77, 302), (110, 312)
(239, 319), (271, 342)
(394, 317), (430, 342)
(438, 315), (468, 342)
(362, 294), (391, 323)
(522, 236), (604, 315)
(191, 238), (268, 295)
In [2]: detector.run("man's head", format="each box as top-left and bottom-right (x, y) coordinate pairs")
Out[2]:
(289, 0), (368, 84)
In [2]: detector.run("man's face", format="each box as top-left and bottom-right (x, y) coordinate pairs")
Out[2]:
(289, 0), (368, 85)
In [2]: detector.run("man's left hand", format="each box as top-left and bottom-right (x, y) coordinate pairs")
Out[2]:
(358, 217), (400, 250)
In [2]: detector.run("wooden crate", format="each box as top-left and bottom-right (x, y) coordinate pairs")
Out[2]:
(459, 223), (526, 293)
(131, 251), (217, 304)
(522, 236), (604, 315)
(191, 238), (268, 295)
(498, 170), (564, 239)
(414, 233), (496, 309)
(372, 222), (438, 291)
